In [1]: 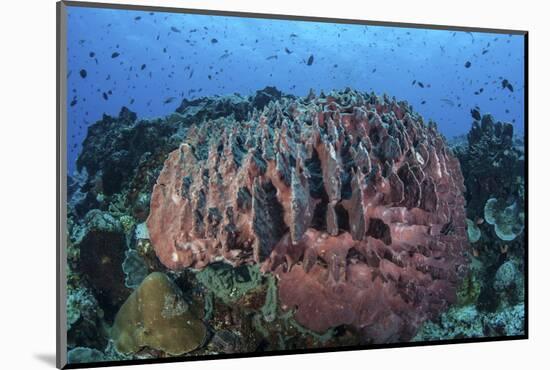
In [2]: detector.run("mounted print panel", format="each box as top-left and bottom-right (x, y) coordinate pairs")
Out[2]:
(57, 1), (527, 368)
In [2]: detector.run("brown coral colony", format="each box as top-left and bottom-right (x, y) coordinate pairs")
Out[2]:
(146, 88), (470, 342)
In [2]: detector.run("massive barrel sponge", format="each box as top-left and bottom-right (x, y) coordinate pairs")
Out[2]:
(146, 88), (469, 341)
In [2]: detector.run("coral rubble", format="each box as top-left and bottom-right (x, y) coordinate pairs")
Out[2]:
(146, 88), (470, 342)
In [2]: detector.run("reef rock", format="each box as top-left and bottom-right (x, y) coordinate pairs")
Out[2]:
(146, 88), (469, 342)
(112, 272), (207, 356)
(77, 210), (129, 321)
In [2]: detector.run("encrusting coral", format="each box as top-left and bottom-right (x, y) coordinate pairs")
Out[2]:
(146, 88), (470, 343)
(112, 272), (207, 356)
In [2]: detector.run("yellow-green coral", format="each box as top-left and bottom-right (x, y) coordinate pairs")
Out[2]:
(112, 272), (206, 355)
(456, 272), (481, 306)
(119, 215), (135, 235)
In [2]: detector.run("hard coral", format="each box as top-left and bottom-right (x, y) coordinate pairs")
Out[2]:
(484, 198), (524, 241)
(147, 88), (469, 342)
(112, 272), (206, 356)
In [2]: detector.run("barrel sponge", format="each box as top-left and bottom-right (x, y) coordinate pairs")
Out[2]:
(146, 88), (470, 342)
(112, 272), (206, 355)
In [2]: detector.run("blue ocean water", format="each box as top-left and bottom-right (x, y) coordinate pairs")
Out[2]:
(66, 6), (524, 175)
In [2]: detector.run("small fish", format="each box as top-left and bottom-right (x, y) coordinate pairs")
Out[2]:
(141, 64), (146, 70)
(284, 47), (292, 54)
(70, 98), (77, 107)
(130, 98), (135, 104)
(306, 55), (314, 66)
(421, 100), (426, 105)
(482, 49), (489, 55)
(464, 61), (471, 68)
(211, 38), (218, 44)
(134, 16), (141, 21)
(102, 92), (108, 100)
(79, 69), (87, 78)
(163, 97), (176, 104)
(266, 55), (278, 60)
(111, 52), (120, 58)
(171, 26), (181, 33)
(89, 52), (95, 58)
(501, 79), (514, 92)
(470, 108), (481, 120)
(418, 82), (424, 88)
(440, 98), (454, 107)
(412, 80), (416, 85)
(290, 33), (298, 38)
(372, 68), (376, 73)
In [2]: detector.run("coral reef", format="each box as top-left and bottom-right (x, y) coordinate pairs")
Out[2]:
(493, 259), (524, 306)
(71, 87), (287, 222)
(484, 198), (525, 241)
(76, 210), (129, 321)
(195, 263), (263, 304)
(66, 87), (525, 360)
(67, 347), (106, 364)
(146, 88), (469, 342)
(450, 111), (525, 319)
(454, 113), (524, 221)
(112, 272), (207, 356)
(455, 271), (481, 306)
(66, 283), (107, 350)
(466, 218), (481, 243)
(122, 249), (149, 289)
(415, 112), (527, 342)
(413, 302), (525, 341)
